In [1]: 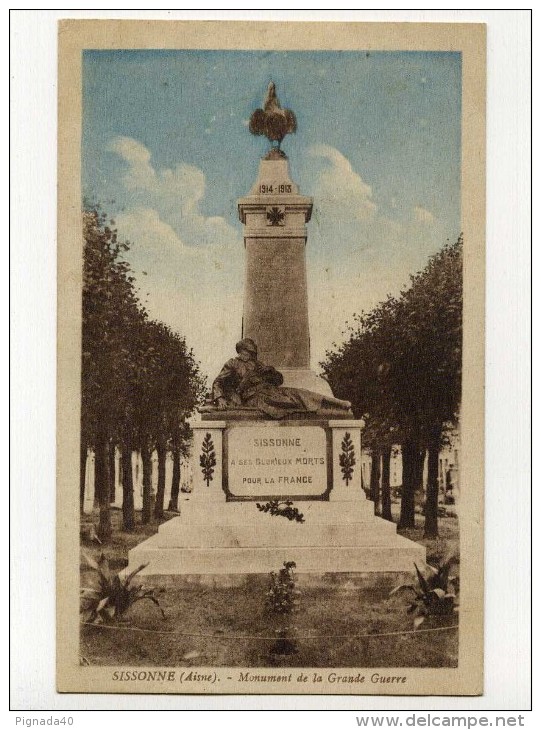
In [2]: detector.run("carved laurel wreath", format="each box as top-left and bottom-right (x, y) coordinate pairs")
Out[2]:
(199, 433), (216, 486)
(339, 432), (356, 485)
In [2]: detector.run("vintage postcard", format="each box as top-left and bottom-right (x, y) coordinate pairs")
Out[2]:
(57, 20), (485, 695)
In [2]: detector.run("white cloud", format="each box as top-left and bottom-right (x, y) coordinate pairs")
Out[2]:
(109, 136), (152, 166)
(308, 144), (377, 222)
(104, 137), (448, 381)
(105, 137), (246, 379)
(413, 205), (435, 224)
(108, 136), (239, 251)
(112, 205), (244, 379)
(115, 207), (190, 256)
(108, 136), (156, 192)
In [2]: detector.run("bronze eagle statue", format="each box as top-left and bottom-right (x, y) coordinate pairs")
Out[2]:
(249, 82), (297, 153)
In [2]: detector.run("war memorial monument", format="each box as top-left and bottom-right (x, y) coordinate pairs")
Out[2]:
(126, 84), (425, 576)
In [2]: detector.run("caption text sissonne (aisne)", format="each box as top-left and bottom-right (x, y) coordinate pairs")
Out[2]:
(110, 670), (407, 685)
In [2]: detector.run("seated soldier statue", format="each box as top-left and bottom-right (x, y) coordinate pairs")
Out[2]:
(201, 338), (352, 420)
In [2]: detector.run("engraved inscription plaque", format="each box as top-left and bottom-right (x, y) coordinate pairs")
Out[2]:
(227, 425), (328, 498)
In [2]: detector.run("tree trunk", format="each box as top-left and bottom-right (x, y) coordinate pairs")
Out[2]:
(399, 441), (416, 529)
(108, 442), (117, 503)
(94, 434), (112, 542)
(121, 444), (135, 532)
(80, 440), (87, 514)
(102, 439), (112, 511)
(381, 446), (393, 522)
(118, 453), (123, 498)
(154, 442), (167, 520)
(369, 449), (381, 515)
(414, 447), (426, 494)
(424, 430), (442, 538)
(141, 444), (154, 524)
(168, 449), (181, 511)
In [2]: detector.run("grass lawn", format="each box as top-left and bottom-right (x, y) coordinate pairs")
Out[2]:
(80, 505), (459, 669)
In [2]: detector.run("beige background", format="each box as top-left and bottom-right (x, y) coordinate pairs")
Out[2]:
(56, 19), (485, 698)
(9, 8), (532, 713)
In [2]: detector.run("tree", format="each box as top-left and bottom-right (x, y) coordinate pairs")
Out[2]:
(81, 205), (206, 536)
(381, 446), (393, 522)
(82, 208), (146, 539)
(126, 318), (204, 521)
(390, 237), (462, 536)
(322, 237), (462, 537)
(121, 444), (135, 532)
(168, 422), (191, 511)
(369, 449), (381, 515)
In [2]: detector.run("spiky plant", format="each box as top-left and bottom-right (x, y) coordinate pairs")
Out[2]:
(390, 557), (459, 628)
(80, 552), (165, 624)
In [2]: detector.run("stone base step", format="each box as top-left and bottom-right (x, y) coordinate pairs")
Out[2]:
(155, 518), (398, 548)
(126, 534), (425, 575)
(173, 498), (377, 525)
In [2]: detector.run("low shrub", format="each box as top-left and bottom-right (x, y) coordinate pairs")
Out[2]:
(390, 557), (459, 628)
(80, 552), (165, 624)
(264, 561), (301, 654)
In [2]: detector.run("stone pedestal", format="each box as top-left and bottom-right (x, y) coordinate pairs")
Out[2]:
(126, 418), (425, 576)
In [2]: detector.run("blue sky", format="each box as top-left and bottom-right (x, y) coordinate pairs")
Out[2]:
(83, 50), (461, 379)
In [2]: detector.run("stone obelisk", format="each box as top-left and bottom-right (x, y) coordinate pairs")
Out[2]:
(239, 156), (311, 369)
(238, 84), (332, 396)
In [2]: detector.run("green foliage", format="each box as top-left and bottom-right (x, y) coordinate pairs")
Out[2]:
(321, 237), (463, 532)
(321, 236), (462, 450)
(389, 557), (459, 628)
(82, 206), (206, 453)
(80, 552), (165, 624)
(81, 205), (207, 532)
(256, 500), (305, 523)
(81, 209), (145, 447)
(339, 431), (356, 485)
